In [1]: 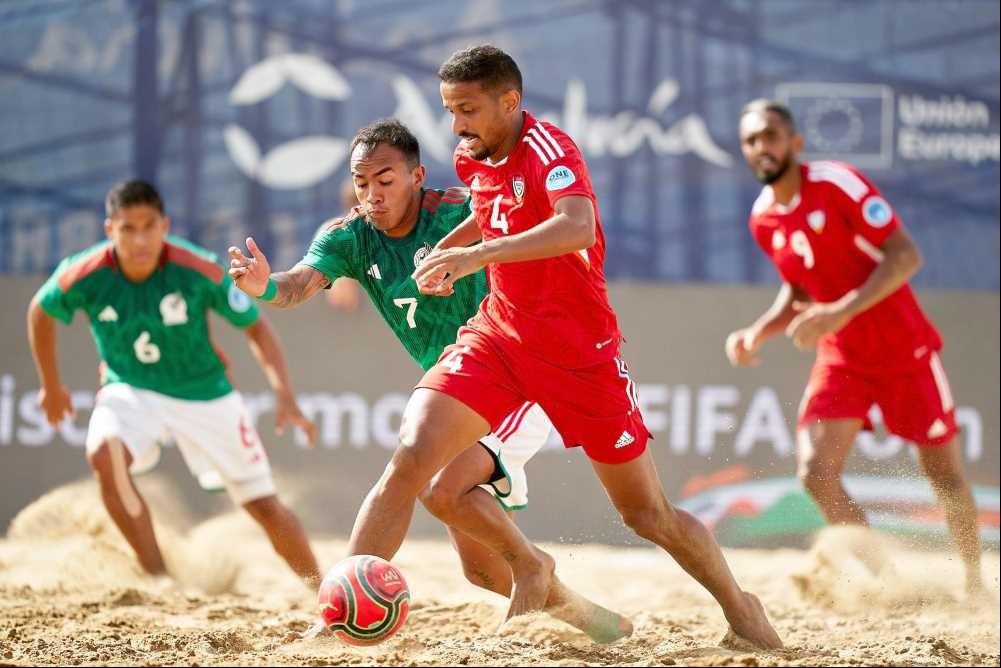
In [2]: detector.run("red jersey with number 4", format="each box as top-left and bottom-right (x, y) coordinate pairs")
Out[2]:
(749, 161), (941, 371)
(454, 111), (621, 368)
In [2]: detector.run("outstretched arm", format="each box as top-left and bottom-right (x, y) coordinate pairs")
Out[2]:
(725, 283), (808, 367)
(229, 237), (330, 309)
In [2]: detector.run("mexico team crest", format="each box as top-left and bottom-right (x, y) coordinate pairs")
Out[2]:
(413, 242), (433, 268)
(512, 175), (526, 202)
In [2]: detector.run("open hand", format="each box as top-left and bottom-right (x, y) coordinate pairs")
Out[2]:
(228, 237), (271, 297)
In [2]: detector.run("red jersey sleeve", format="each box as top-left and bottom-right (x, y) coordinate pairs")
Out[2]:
(818, 161), (901, 247)
(524, 121), (594, 208)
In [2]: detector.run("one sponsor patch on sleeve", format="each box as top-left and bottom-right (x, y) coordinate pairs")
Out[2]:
(545, 165), (576, 191)
(228, 282), (253, 313)
(861, 195), (893, 228)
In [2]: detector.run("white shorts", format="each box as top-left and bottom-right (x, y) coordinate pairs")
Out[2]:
(478, 403), (551, 510)
(85, 383), (275, 505)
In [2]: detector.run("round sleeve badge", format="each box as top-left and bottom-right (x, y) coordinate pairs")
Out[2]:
(545, 165), (576, 191)
(228, 282), (253, 313)
(862, 195), (893, 228)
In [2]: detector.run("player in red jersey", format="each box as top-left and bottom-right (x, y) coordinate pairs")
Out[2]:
(343, 46), (782, 648)
(729, 99), (983, 593)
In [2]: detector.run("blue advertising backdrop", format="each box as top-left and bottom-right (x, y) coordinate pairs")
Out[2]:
(1, 0), (998, 288)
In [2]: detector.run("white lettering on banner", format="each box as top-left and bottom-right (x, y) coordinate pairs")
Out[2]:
(17, 393), (53, 447)
(956, 408), (982, 462)
(220, 55), (734, 189)
(668, 385), (692, 454)
(297, 392), (368, 449)
(899, 96), (991, 128)
(372, 394), (408, 450)
(897, 93), (998, 165)
(696, 386), (739, 455)
(1, 375), (14, 445)
(897, 127), (1000, 165)
(734, 387), (793, 457)
(637, 384), (668, 433)
(558, 79), (734, 166)
(0, 374), (988, 464)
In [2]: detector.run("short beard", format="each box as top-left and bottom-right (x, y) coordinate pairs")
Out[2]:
(470, 144), (491, 161)
(756, 153), (792, 185)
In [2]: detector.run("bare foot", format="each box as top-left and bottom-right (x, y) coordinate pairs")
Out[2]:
(506, 549), (556, 619)
(545, 578), (633, 644)
(721, 592), (783, 650)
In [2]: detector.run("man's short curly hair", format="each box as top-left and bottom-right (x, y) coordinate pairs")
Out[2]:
(349, 118), (420, 168)
(438, 44), (522, 95)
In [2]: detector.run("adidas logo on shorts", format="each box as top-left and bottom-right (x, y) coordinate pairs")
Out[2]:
(613, 431), (635, 449)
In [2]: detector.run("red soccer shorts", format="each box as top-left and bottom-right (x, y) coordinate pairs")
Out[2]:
(417, 326), (650, 464)
(798, 350), (958, 447)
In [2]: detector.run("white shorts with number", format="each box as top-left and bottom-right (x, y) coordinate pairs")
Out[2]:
(85, 383), (275, 505)
(478, 402), (551, 510)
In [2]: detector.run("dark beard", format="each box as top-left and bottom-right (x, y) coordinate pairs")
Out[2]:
(756, 153), (792, 185)
(470, 144), (491, 161)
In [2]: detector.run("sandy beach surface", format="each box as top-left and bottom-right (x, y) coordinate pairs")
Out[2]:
(1, 480), (998, 667)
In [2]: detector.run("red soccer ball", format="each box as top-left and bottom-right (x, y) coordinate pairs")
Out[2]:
(317, 555), (410, 646)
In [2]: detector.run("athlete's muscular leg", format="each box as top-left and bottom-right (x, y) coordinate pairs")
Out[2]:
(87, 438), (166, 575)
(420, 443), (552, 617)
(916, 439), (983, 593)
(421, 445), (516, 594)
(425, 447), (631, 640)
(242, 495), (322, 587)
(797, 418), (866, 525)
(592, 449), (782, 649)
(347, 388), (489, 559)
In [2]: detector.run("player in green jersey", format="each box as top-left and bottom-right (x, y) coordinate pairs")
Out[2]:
(27, 180), (321, 588)
(230, 120), (631, 641)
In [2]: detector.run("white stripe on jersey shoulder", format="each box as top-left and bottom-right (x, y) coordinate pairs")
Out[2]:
(853, 234), (885, 263)
(533, 123), (566, 158)
(521, 122), (568, 166)
(751, 186), (774, 216)
(522, 134), (551, 165)
(807, 161), (869, 202)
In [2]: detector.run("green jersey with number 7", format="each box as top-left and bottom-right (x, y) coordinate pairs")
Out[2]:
(301, 186), (487, 371)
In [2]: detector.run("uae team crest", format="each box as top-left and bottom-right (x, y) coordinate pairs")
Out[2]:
(512, 175), (526, 202)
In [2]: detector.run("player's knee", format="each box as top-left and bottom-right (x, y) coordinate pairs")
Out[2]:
(418, 477), (462, 521)
(797, 457), (836, 496)
(86, 442), (115, 480)
(620, 505), (671, 543)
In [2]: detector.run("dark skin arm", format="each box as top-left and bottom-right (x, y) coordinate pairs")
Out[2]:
(785, 227), (922, 350)
(412, 195), (596, 296)
(228, 237), (331, 309)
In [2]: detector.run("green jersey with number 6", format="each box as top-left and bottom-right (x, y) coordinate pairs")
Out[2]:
(302, 187), (487, 371)
(34, 235), (259, 401)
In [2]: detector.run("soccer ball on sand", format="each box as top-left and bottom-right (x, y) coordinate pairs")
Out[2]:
(317, 555), (410, 645)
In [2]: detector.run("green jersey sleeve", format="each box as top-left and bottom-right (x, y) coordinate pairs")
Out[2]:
(211, 270), (260, 329)
(34, 258), (85, 324)
(300, 216), (360, 285)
